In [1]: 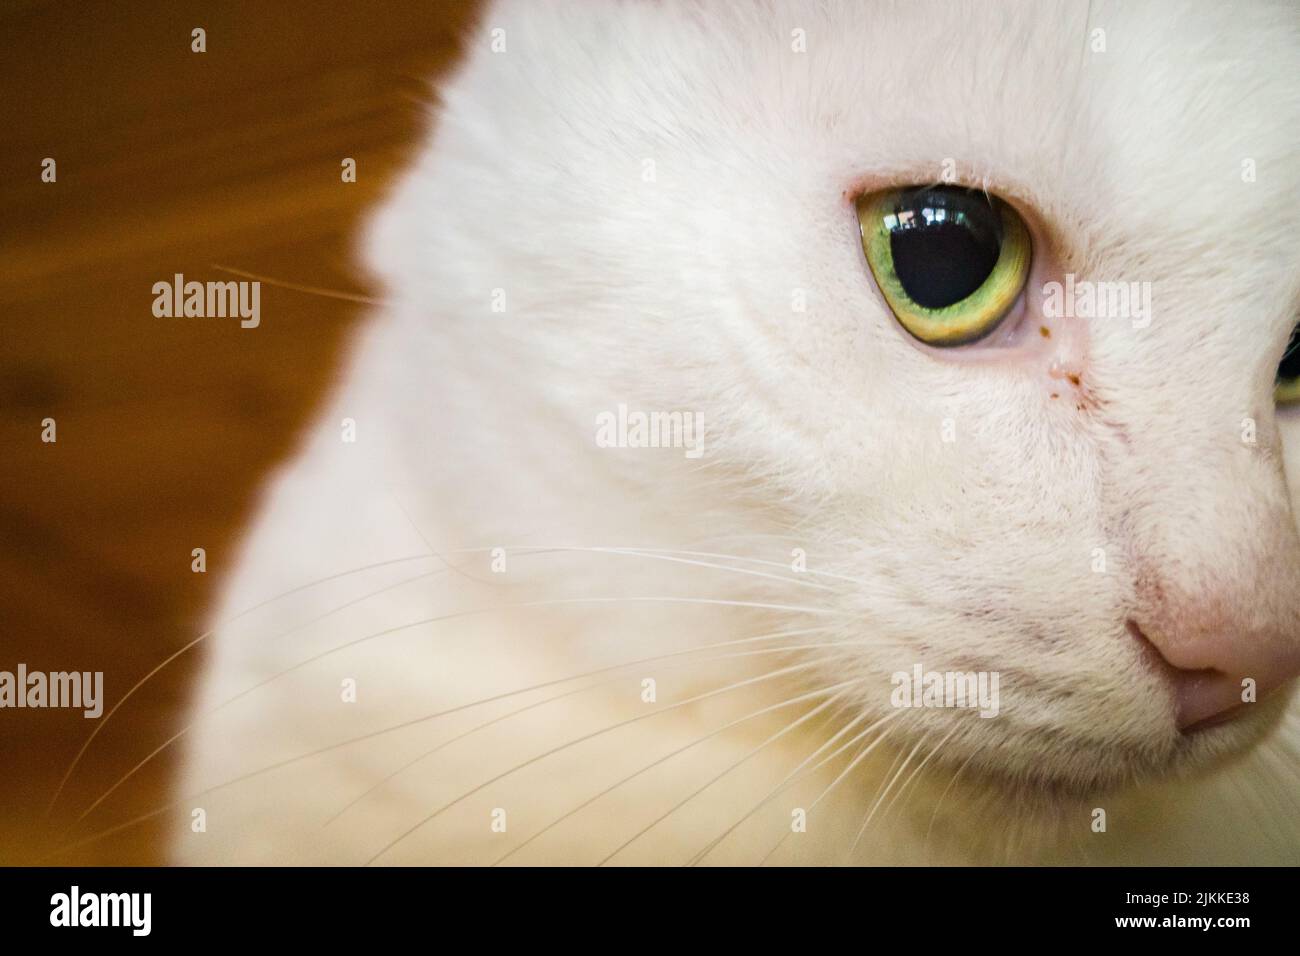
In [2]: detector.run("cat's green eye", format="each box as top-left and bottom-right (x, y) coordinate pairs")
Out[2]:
(856, 186), (1032, 346)
(1275, 325), (1300, 405)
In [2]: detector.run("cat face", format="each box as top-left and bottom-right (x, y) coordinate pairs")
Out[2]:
(367, 0), (1300, 798)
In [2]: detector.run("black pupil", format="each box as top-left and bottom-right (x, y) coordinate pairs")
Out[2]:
(887, 187), (1002, 309)
(1279, 325), (1300, 383)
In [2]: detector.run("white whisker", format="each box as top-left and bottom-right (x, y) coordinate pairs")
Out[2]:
(329, 638), (857, 826)
(595, 687), (859, 866)
(73, 625), (835, 833)
(495, 682), (860, 866)
(685, 707), (881, 865)
(849, 731), (931, 856)
(757, 711), (903, 865)
(45, 554), (440, 818)
(362, 658), (835, 865)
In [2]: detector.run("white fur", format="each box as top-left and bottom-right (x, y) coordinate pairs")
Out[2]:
(171, 0), (1300, 864)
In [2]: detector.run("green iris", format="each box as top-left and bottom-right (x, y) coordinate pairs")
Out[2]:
(857, 186), (1032, 346)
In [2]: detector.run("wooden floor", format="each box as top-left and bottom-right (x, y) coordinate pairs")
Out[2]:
(0, 0), (476, 864)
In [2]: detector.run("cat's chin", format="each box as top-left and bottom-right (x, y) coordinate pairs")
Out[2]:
(932, 686), (1293, 808)
(1164, 687), (1295, 777)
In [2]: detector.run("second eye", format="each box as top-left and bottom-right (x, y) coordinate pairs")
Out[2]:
(856, 185), (1032, 346)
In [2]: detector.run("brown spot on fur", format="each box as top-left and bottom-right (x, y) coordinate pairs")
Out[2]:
(1039, 326), (1051, 338)
(1067, 373), (1081, 387)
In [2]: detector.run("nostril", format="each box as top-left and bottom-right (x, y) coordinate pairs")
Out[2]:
(1125, 620), (1251, 733)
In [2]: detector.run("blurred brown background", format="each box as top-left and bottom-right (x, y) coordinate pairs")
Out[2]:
(0, 0), (475, 864)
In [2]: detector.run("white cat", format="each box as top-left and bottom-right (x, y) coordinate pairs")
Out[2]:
(170, 0), (1300, 864)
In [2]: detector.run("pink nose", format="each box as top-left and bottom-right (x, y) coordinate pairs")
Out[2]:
(1130, 613), (1300, 731)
